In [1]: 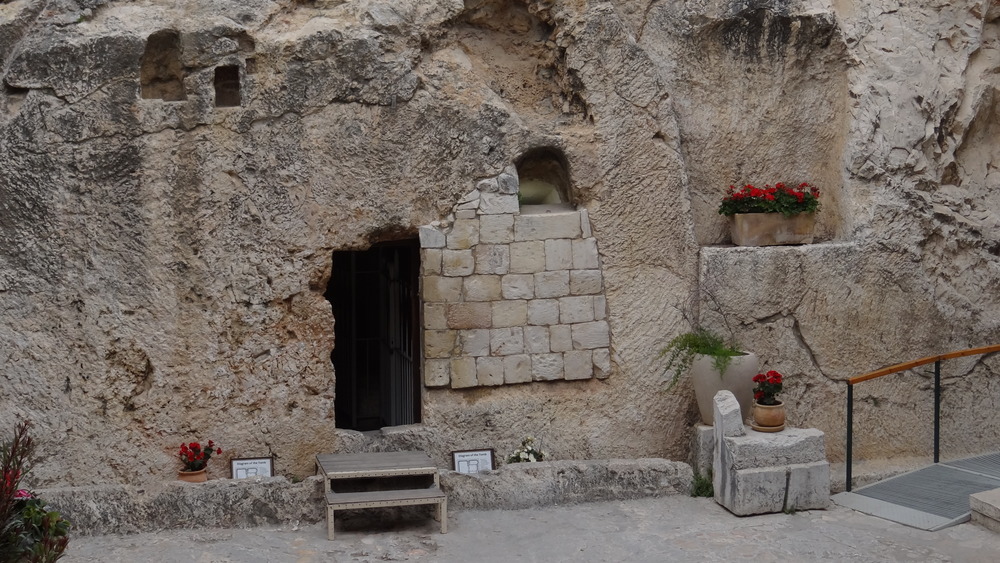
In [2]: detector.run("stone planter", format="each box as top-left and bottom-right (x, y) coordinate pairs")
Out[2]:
(690, 352), (758, 425)
(731, 213), (815, 246)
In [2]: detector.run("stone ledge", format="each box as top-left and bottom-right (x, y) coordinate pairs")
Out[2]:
(725, 427), (827, 470)
(42, 459), (693, 535)
(971, 488), (1000, 534)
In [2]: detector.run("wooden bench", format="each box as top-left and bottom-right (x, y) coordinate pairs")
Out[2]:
(315, 451), (447, 540)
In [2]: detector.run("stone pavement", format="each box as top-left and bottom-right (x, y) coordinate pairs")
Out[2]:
(63, 496), (1000, 562)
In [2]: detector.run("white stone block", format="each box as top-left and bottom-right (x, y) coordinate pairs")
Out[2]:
(422, 276), (463, 303)
(451, 357), (478, 389)
(459, 329), (491, 357)
(544, 239), (573, 270)
(448, 218), (479, 249)
(423, 303), (448, 330)
(564, 350), (593, 380)
(523, 325), (550, 354)
(446, 302), (492, 329)
(503, 354), (532, 384)
(531, 353), (564, 381)
(424, 330), (456, 358)
(458, 189), (480, 205)
(501, 274), (534, 299)
(592, 348), (611, 379)
(690, 424), (714, 478)
(572, 238), (600, 269)
(716, 466), (788, 516)
(421, 248), (442, 275)
(456, 209), (477, 219)
(492, 300), (528, 328)
(479, 192), (519, 215)
(534, 271), (570, 298)
(571, 320), (610, 349)
(549, 324), (573, 352)
(477, 356), (505, 386)
(480, 214), (514, 244)
(559, 296), (595, 324)
(491, 327), (524, 355)
(514, 211), (582, 240)
(464, 275), (502, 302)
(713, 391), (746, 439)
(477, 177), (499, 193)
(593, 295), (607, 320)
(497, 166), (519, 194)
(442, 249), (475, 276)
(424, 359), (450, 387)
(579, 207), (593, 238)
(475, 244), (510, 275)
(527, 299), (560, 326)
(570, 270), (603, 295)
(509, 241), (546, 274)
(419, 225), (446, 248)
(786, 462), (831, 511)
(727, 428), (827, 469)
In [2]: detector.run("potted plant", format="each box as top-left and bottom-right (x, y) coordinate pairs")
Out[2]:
(718, 182), (820, 246)
(659, 328), (758, 425)
(751, 370), (785, 431)
(178, 440), (222, 482)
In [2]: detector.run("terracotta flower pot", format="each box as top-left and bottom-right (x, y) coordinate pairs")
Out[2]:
(178, 468), (207, 483)
(752, 400), (786, 431)
(691, 352), (758, 425)
(731, 213), (815, 246)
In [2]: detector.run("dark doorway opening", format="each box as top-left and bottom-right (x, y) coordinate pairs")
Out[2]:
(326, 241), (421, 431)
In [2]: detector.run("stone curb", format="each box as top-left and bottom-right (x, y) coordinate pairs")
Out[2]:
(41, 459), (693, 535)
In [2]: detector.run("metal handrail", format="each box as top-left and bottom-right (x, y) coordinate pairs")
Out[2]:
(844, 343), (1000, 492)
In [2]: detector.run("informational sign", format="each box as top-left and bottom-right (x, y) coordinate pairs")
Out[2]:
(231, 457), (274, 479)
(451, 449), (495, 474)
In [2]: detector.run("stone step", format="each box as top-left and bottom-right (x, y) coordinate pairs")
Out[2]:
(970, 487), (1000, 534)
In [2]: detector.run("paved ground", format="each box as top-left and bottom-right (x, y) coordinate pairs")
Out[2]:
(64, 496), (1000, 562)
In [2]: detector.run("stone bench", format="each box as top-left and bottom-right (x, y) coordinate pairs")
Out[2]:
(713, 391), (830, 515)
(324, 488), (447, 540)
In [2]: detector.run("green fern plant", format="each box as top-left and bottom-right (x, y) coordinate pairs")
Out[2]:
(658, 328), (742, 389)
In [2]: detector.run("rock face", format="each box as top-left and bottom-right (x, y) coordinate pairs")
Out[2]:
(1, 0), (998, 488)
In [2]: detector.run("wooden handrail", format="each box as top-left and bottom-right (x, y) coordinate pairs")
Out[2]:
(848, 343), (1000, 385)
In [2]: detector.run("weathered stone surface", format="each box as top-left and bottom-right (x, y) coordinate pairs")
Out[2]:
(509, 241), (546, 274)
(503, 354), (532, 384)
(3, 0), (999, 488)
(564, 350), (593, 380)
(459, 329), (491, 357)
(527, 299), (560, 326)
(534, 271), (570, 298)
(492, 300), (527, 328)
(559, 296), (595, 324)
(490, 327), (524, 356)
(531, 353), (564, 381)
(447, 303), (492, 329)
(544, 238), (573, 270)
(442, 249), (475, 276)
(514, 211), (582, 241)
(451, 357), (478, 389)
(477, 356), (505, 386)
(479, 214), (514, 244)
(474, 244), (510, 275)
(425, 359), (451, 387)
(463, 274), (502, 301)
(571, 321), (610, 349)
(501, 274), (534, 299)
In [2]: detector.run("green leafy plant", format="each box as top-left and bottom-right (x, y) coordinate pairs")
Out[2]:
(658, 328), (743, 389)
(1, 421), (70, 563)
(506, 437), (546, 464)
(718, 182), (820, 217)
(691, 471), (714, 497)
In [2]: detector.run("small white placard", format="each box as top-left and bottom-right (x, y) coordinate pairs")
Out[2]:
(231, 457), (274, 479)
(452, 449), (495, 474)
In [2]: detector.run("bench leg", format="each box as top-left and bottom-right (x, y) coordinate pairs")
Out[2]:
(327, 505), (335, 540)
(439, 498), (447, 534)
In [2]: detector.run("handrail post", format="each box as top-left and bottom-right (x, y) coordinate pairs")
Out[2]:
(934, 360), (941, 464)
(846, 383), (853, 492)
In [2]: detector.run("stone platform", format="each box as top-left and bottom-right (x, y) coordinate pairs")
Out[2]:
(713, 392), (830, 516)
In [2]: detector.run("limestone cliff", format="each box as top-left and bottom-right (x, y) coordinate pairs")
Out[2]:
(0, 0), (997, 486)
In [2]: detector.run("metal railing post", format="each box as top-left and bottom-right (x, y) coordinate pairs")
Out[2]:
(846, 383), (853, 492)
(934, 360), (941, 463)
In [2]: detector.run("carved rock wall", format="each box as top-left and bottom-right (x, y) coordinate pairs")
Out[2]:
(0, 0), (998, 488)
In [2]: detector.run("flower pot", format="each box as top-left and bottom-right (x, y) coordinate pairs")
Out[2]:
(691, 352), (758, 425)
(731, 213), (815, 246)
(752, 400), (786, 432)
(178, 469), (207, 483)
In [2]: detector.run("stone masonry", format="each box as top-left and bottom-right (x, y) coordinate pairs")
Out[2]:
(713, 391), (830, 516)
(419, 166), (611, 389)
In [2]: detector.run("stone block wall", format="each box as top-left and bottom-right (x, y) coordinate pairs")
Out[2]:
(418, 169), (611, 389)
